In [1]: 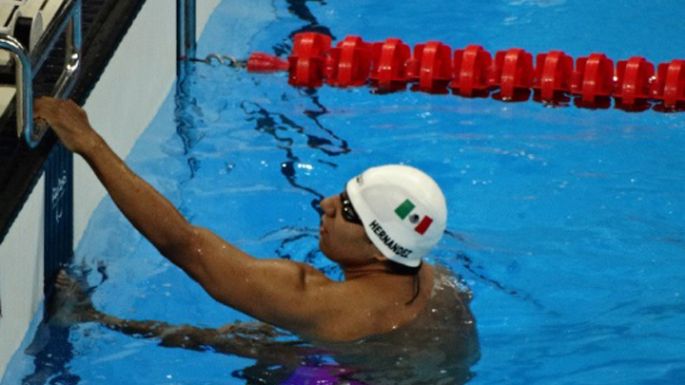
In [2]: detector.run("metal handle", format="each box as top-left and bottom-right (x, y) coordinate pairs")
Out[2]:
(0, 35), (33, 146)
(177, 0), (196, 80)
(52, 1), (81, 98)
(0, 0), (81, 149)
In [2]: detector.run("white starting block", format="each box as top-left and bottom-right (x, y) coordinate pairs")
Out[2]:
(0, 0), (80, 148)
(0, 0), (66, 63)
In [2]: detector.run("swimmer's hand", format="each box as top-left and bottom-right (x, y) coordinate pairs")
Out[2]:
(34, 97), (101, 154)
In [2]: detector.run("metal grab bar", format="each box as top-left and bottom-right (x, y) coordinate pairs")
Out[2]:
(0, 35), (33, 146)
(0, 0), (81, 149)
(177, 0), (196, 80)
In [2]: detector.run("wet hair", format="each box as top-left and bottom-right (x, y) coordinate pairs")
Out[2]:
(387, 261), (422, 305)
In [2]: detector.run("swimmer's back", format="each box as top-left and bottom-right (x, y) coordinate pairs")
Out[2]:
(323, 265), (480, 385)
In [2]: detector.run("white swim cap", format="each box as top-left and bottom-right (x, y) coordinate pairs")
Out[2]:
(346, 165), (447, 267)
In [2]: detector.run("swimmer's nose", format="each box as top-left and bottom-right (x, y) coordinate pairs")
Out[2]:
(320, 195), (335, 217)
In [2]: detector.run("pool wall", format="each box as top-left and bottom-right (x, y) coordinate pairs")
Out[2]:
(0, 0), (220, 380)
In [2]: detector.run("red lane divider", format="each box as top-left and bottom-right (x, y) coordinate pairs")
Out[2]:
(615, 56), (654, 111)
(491, 48), (533, 101)
(288, 32), (331, 87)
(572, 53), (614, 108)
(407, 41), (452, 94)
(326, 36), (372, 87)
(370, 38), (412, 92)
(247, 52), (289, 73)
(245, 32), (685, 112)
(450, 45), (493, 97)
(533, 51), (574, 103)
(653, 59), (685, 110)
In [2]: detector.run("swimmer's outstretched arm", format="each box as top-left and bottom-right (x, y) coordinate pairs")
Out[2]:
(34, 97), (363, 342)
(34, 98), (196, 263)
(92, 313), (307, 364)
(53, 271), (308, 364)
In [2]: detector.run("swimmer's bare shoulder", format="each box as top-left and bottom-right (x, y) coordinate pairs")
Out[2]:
(307, 263), (437, 342)
(321, 266), (479, 385)
(170, 227), (434, 342)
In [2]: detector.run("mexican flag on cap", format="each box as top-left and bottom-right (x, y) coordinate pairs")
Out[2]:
(394, 199), (433, 235)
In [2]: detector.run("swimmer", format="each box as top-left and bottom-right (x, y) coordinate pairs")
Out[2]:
(36, 97), (480, 384)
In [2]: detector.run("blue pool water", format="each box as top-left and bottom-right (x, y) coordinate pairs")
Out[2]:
(5, 0), (685, 384)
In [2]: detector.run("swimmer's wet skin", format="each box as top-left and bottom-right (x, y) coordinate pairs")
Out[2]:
(50, 271), (312, 366)
(36, 97), (479, 384)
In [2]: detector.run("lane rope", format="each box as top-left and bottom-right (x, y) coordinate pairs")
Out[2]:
(238, 32), (685, 113)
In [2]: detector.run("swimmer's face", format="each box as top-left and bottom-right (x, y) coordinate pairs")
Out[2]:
(319, 192), (381, 266)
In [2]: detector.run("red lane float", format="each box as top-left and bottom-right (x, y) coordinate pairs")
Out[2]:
(491, 48), (533, 101)
(572, 53), (614, 108)
(244, 32), (685, 112)
(325, 36), (372, 87)
(407, 41), (452, 94)
(369, 38), (412, 92)
(450, 45), (493, 97)
(533, 51), (573, 103)
(614, 56), (654, 111)
(653, 59), (685, 110)
(288, 32), (331, 87)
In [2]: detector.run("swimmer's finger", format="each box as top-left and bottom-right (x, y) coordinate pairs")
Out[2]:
(33, 98), (48, 120)
(33, 96), (60, 123)
(34, 118), (50, 133)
